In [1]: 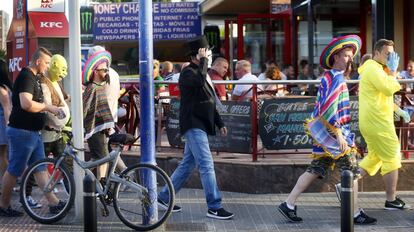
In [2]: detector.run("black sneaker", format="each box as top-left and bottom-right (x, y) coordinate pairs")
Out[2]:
(334, 183), (341, 203)
(0, 206), (23, 217)
(278, 202), (302, 223)
(206, 208), (234, 220)
(354, 209), (377, 225)
(384, 197), (411, 210)
(157, 198), (182, 212)
(49, 200), (66, 214)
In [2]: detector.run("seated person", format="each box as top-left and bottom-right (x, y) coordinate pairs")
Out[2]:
(399, 59), (414, 91)
(231, 60), (258, 101)
(259, 66), (288, 97)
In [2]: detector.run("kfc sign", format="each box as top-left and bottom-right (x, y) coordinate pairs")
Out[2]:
(41, 0), (53, 8)
(9, 57), (23, 72)
(28, 0), (65, 13)
(40, 21), (63, 28)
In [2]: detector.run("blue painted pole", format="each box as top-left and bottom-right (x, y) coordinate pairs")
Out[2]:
(139, 0), (157, 224)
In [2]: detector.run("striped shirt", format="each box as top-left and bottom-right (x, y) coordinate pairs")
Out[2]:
(311, 69), (354, 155)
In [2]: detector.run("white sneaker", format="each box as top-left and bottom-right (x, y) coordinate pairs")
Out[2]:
(25, 196), (43, 209)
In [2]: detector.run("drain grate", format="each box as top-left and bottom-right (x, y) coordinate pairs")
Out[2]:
(165, 222), (211, 231)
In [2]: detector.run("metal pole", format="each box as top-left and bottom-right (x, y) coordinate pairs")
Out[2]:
(83, 175), (97, 232)
(251, 84), (258, 162)
(307, 0), (314, 70)
(68, 0), (85, 221)
(341, 170), (354, 232)
(139, 0), (157, 224)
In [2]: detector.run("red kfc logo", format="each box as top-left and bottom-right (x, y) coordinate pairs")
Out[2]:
(41, 0), (53, 8)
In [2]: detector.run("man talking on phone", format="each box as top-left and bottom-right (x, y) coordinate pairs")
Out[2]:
(157, 36), (234, 220)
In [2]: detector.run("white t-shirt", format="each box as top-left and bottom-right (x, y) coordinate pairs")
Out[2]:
(258, 72), (266, 80)
(232, 73), (258, 99)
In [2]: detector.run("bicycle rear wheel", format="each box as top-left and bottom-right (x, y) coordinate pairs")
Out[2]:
(20, 158), (75, 224)
(113, 163), (174, 231)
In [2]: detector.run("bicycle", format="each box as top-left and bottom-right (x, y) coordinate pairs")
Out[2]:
(20, 130), (175, 231)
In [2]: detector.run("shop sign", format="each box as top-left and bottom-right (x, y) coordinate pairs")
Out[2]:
(28, 12), (69, 37)
(9, 19), (26, 78)
(9, 57), (23, 73)
(80, 6), (94, 44)
(92, 2), (201, 42)
(16, 0), (25, 19)
(8, 0), (28, 81)
(28, 0), (65, 13)
(271, 0), (290, 14)
(204, 26), (221, 55)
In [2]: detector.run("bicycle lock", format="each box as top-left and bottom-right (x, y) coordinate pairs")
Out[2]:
(84, 174), (97, 232)
(341, 170), (354, 232)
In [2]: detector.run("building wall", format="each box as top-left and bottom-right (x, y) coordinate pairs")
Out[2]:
(0, 11), (9, 50)
(365, 5), (372, 55)
(394, 0), (404, 64)
(409, 0), (414, 61)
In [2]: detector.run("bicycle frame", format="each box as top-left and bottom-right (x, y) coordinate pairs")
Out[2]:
(46, 142), (147, 199)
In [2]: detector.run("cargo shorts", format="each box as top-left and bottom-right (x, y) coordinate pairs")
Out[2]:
(306, 154), (360, 179)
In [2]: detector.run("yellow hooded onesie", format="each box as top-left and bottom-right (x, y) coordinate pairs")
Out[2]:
(358, 59), (401, 176)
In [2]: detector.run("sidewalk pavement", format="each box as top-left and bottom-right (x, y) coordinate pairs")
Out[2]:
(0, 189), (413, 232)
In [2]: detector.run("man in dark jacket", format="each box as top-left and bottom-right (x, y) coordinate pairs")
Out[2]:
(158, 36), (234, 220)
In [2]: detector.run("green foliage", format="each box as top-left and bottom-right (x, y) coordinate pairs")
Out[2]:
(0, 49), (5, 60)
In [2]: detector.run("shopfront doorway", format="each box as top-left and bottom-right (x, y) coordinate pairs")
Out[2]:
(224, 12), (291, 76)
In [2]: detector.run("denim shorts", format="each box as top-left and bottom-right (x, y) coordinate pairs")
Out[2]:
(306, 154), (359, 179)
(6, 126), (46, 177)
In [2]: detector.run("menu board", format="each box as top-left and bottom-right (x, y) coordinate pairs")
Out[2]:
(166, 99), (252, 153)
(258, 97), (365, 150)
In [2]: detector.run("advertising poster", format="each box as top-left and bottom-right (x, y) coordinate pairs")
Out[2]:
(92, 2), (201, 42)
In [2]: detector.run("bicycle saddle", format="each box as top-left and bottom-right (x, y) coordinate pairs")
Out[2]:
(108, 133), (136, 145)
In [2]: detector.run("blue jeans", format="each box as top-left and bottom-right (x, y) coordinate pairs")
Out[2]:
(159, 128), (222, 210)
(6, 126), (45, 177)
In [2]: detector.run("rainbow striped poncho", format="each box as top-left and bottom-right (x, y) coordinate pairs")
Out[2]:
(83, 82), (114, 140)
(307, 69), (354, 159)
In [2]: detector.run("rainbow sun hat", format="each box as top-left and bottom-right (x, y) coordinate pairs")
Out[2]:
(319, 35), (361, 69)
(82, 50), (112, 84)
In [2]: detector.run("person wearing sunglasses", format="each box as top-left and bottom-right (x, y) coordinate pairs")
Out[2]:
(82, 51), (115, 180)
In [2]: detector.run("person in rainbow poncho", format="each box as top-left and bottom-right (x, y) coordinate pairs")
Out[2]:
(278, 35), (377, 225)
(82, 51), (114, 180)
(357, 39), (411, 210)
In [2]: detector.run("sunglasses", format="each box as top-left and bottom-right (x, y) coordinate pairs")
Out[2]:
(96, 68), (109, 73)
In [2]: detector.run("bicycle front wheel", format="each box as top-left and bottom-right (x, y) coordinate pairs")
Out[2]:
(113, 163), (175, 231)
(20, 158), (75, 224)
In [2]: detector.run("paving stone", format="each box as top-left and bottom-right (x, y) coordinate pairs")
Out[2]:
(1, 189), (413, 231)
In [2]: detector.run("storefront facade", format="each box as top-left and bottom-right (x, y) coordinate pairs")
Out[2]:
(201, 0), (414, 76)
(7, 0), (69, 80)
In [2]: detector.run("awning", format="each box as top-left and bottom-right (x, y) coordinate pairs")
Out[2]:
(28, 12), (69, 38)
(200, 0), (270, 16)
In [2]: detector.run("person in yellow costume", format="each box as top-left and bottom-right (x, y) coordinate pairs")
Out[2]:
(358, 39), (411, 210)
(41, 54), (71, 153)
